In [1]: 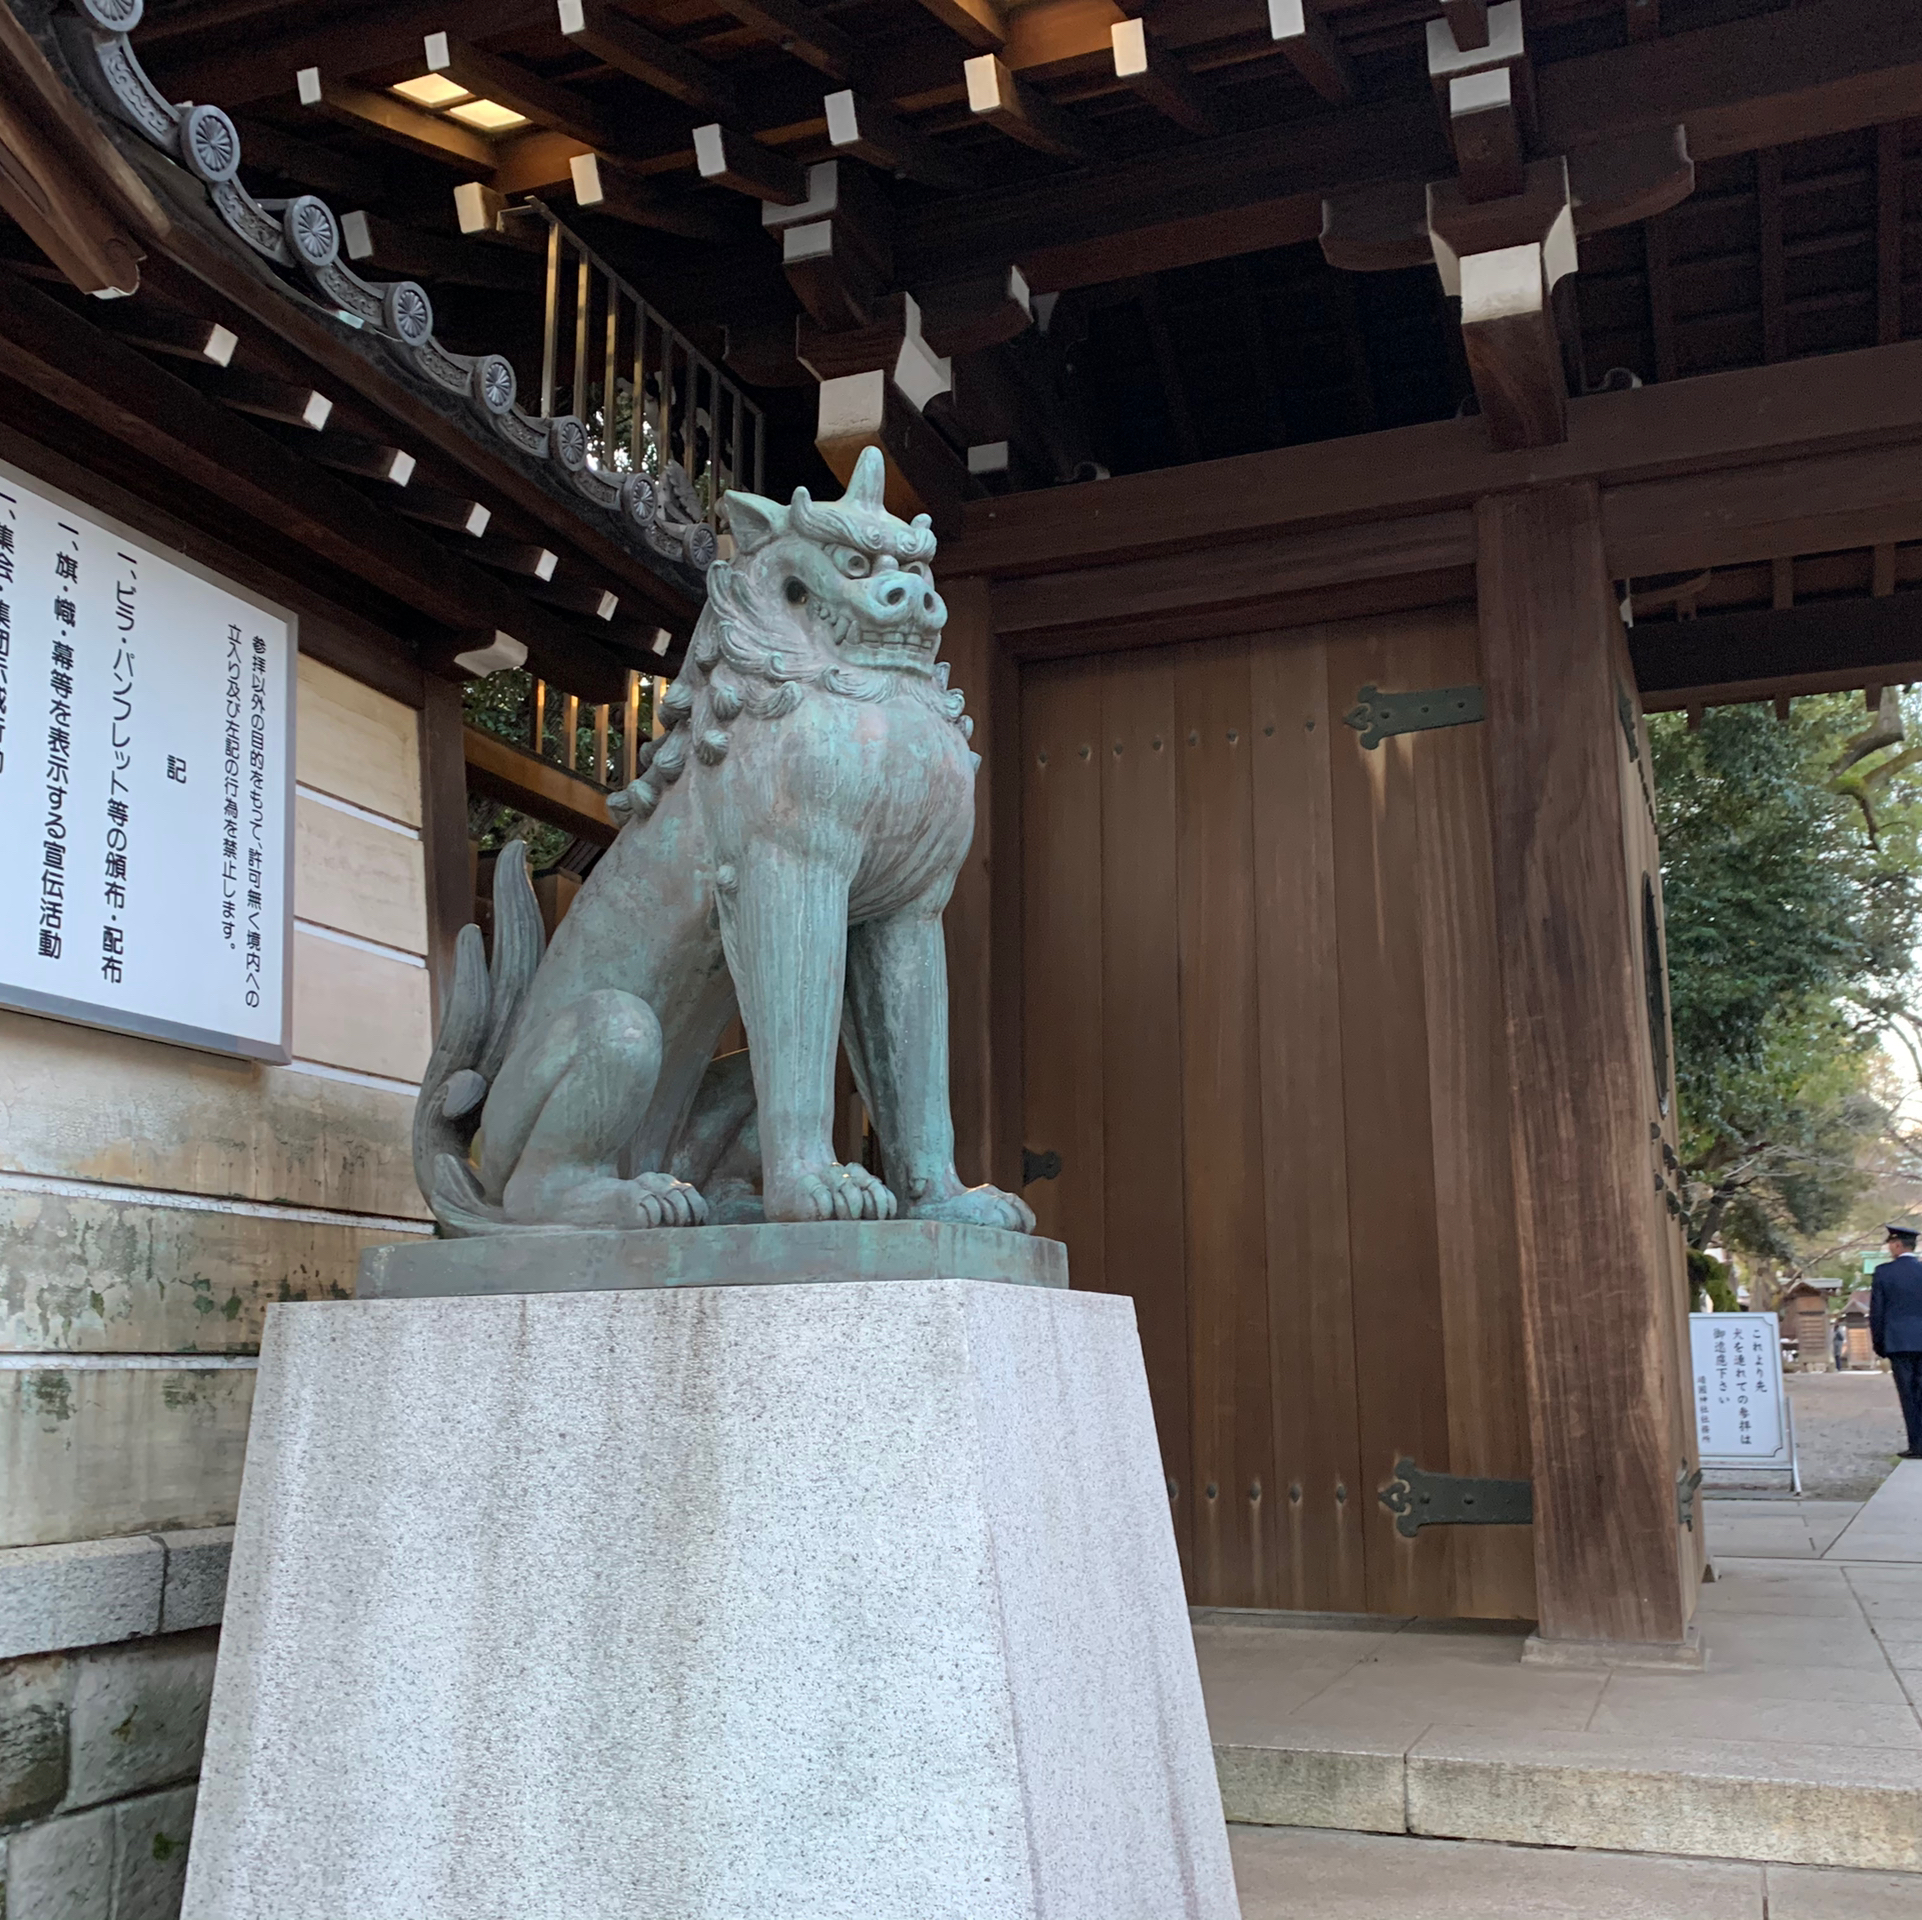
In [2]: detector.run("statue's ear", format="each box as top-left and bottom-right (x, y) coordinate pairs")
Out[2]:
(722, 490), (787, 553)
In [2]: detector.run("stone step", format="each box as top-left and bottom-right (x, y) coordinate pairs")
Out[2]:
(1229, 1825), (1921, 1919)
(1217, 1726), (1922, 1874)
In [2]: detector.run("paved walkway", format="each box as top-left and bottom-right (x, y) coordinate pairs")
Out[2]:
(1199, 1462), (1922, 1890)
(1230, 1828), (1920, 1918)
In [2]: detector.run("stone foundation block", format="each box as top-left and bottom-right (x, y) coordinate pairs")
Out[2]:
(67, 1629), (216, 1808)
(186, 1277), (1238, 1919)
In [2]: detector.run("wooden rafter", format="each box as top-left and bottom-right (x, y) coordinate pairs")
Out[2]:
(1756, 147), (1786, 362)
(1268, 0), (1353, 105)
(964, 54), (1104, 161)
(693, 122), (811, 202)
(1878, 123), (1905, 346)
(708, 0), (863, 84)
(556, 0), (740, 120)
(1110, 20), (1218, 139)
(421, 32), (613, 151)
(824, 90), (981, 190)
(908, 0), (1006, 52)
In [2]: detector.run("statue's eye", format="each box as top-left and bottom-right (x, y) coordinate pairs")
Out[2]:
(834, 548), (871, 578)
(785, 578), (807, 606)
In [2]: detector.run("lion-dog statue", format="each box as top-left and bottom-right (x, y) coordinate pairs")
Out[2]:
(415, 447), (1035, 1239)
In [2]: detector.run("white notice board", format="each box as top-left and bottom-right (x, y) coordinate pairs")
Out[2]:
(0, 456), (294, 1061)
(1690, 1312), (1792, 1469)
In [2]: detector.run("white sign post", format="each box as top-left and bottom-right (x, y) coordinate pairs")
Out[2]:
(1690, 1311), (1795, 1480)
(0, 456), (295, 1061)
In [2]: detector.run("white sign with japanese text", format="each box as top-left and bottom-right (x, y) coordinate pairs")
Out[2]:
(1690, 1312), (1791, 1468)
(0, 456), (294, 1061)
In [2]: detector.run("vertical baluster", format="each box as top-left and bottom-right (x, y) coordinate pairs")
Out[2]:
(622, 669), (641, 786)
(641, 307), (657, 476)
(539, 220), (561, 419)
(593, 702), (610, 787)
(683, 351), (697, 494)
(531, 677), (548, 756)
(562, 692), (580, 773)
(602, 284), (620, 470)
(572, 253), (591, 423)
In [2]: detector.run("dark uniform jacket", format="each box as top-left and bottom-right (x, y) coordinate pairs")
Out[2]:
(1871, 1253), (1922, 1356)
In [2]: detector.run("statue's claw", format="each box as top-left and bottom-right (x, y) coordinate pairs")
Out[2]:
(904, 1183), (1036, 1235)
(766, 1162), (897, 1223)
(499, 1169), (708, 1230)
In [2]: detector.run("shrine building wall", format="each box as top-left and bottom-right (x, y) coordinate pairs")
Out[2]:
(1, 650), (435, 1915)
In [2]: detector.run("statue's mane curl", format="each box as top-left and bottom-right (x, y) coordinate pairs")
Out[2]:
(607, 557), (969, 828)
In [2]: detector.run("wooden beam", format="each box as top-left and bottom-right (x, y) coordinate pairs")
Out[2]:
(143, 0), (549, 108)
(421, 32), (612, 150)
(1479, 481), (1694, 1655)
(0, 265), (628, 703)
(210, 369), (333, 430)
(948, 338), (1922, 577)
(1603, 441), (1922, 577)
(824, 90), (981, 190)
(816, 368), (971, 537)
(908, 0), (1006, 52)
(464, 725), (616, 845)
(693, 123), (811, 203)
(477, 539), (559, 582)
(1757, 147), (1787, 362)
(571, 151), (738, 241)
(309, 432), (416, 485)
(990, 510), (1475, 642)
(1450, 67), (1525, 202)
(555, 0), (739, 121)
(103, 307), (238, 367)
(1878, 124), (1905, 347)
(964, 54), (1103, 161)
(1459, 243), (1567, 450)
(296, 69), (494, 170)
(1440, 0), (1490, 51)
(340, 209), (540, 290)
(1633, 592), (1922, 709)
(399, 486), (491, 537)
(1534, 0), (1922, 161)
(418, 677), (474, 1013)
(1110, 20), (1219, 139)
(1266, 0), (1352, 105)
(707, 0), (862, 83)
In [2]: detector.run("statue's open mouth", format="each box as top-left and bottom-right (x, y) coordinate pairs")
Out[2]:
(817, 603), (943, 664)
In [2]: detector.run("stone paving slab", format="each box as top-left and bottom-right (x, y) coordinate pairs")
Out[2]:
(1228, 1827), (1764, 1918)
(1826, 1459), (1922, 1562)
(1228, 1828), (1922, 1919)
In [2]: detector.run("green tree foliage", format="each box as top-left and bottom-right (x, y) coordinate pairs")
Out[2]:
(1651, 696), (1922, 1260)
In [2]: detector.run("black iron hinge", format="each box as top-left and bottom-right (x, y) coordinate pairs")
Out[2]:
(1378, 1458), (1533, 1537)
(1343, 683), (1485, 750)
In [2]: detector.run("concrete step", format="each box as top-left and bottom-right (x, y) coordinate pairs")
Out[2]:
(1229, 1826), (1921, 1919)
(1216, 1725), (1922, 1873)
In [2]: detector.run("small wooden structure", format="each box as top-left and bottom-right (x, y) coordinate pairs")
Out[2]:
(1842, 1289), (1878, 1370)
(1778, 1281), (1841, 1370)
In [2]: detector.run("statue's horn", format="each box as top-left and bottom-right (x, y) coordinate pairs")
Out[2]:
(845, 444), (887, 510)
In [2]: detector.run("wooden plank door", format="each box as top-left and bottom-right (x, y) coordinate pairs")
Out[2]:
(1019, 608), (1536, 1620)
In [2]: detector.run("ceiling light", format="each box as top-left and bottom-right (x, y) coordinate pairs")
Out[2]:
(391, 73), (472, 107)
(446, 98), (530, 132)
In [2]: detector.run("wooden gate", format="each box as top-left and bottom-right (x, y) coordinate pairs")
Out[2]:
(1020, 606), (1536, 1619)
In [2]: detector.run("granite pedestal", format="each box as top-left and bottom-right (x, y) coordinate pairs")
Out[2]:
(182, 1234), (1238, 1920)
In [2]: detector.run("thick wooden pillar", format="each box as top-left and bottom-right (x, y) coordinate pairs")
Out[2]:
(1477, 483), (1697, 1658)
(939, 574), (1024, 1195)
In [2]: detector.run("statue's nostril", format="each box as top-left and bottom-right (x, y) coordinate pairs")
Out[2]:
(883, 584), (906, 606)
(923, 593), (934, 611)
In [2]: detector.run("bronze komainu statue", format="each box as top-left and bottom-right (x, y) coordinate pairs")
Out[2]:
(415, 447), (1034, 1238)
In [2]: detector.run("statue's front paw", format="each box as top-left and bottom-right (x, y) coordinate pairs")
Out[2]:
(906, 1184), (1037, 1234)
(766, 1163), (898, 1223)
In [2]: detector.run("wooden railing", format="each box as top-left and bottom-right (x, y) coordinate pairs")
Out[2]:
(509, 199), (764, 520)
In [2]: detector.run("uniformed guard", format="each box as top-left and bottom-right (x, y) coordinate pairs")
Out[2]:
(1870, 1224), (1922, 1460)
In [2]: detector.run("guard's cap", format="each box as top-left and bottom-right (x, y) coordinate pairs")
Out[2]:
(1886, 1223), (1920, 1243)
